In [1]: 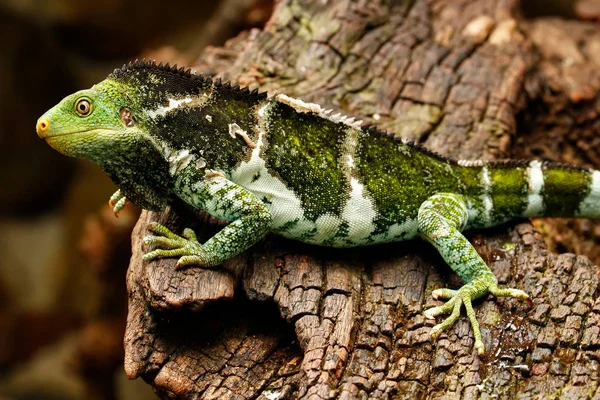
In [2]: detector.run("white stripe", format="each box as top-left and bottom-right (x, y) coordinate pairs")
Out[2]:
(231, 103), (322, 239)
(524, 160), (545, 216)
(232, 108), (377, 246)
(257, 103), (270, 117)
(338, 128), (376, 243)
(151, 139), (198, 176)
(147, 94), (208, 119)
(481, 166), (493, 225)
(578, 170), (600, 218)
(341, 177), (377, 241)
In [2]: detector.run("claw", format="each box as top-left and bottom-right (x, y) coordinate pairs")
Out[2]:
(147, 222), (183, 240)
(182, 228), (197, 241)
(143, 235), (183, 249)
(143, 223), (206, 267)
(430, 324), (443, 339)
(432, 288), (457, 300)
(113, 197), (128, 217)
(176, 255), (205, 269)
(490, 287), (529, 300)
(143, 247), (187, 261)
(474, 339), (485, 355)
(108, 190), (122, 207)
(108, 189), (128, 217)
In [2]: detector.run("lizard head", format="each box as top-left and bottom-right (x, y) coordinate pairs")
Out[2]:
(36, 79), (143, 162)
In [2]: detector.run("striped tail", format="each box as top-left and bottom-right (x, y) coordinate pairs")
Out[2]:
(482, 160), (600, 222)
(520, 160), (600, 219)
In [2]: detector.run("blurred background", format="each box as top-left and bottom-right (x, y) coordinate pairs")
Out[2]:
(0, 0), (272, 398)
(1, 0), (599, 399)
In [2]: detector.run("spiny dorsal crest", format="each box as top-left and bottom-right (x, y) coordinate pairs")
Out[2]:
(110, 59), (197, 81)
(109, 59), (267, 102)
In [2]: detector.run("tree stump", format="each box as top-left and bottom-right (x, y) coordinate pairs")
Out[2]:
(124, 0), (600, 398)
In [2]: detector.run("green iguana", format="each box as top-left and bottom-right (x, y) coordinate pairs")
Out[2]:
(36, 60), (600, 354)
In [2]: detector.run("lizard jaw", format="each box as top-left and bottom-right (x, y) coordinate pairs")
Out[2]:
(42, 128), (115, 159)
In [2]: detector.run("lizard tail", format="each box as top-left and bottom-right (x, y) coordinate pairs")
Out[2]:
(484, 160), (600, 221)
(464, 160), (600, 227)
(519, 161), (599, 219)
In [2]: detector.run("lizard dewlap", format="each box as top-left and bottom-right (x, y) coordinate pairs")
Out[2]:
(37, 60), (600, 355)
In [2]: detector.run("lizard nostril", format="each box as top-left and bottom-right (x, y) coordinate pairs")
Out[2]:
(36, 119), (50, 136)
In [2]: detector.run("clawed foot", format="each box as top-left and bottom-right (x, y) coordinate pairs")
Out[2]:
(109, 189), (128, 217)
(424, 279), (529, 354)
(143, 222), (206, 268)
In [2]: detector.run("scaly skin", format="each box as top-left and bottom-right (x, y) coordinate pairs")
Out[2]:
(109, 189), (128, 216)
(36, 60), (600, 354)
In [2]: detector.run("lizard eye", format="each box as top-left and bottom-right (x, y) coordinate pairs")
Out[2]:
(75, 99), (91, 115)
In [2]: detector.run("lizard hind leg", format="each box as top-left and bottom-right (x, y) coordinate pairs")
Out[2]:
(418, 193), (529, 354)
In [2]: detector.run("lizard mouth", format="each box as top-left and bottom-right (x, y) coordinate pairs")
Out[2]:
(41, 131), (77, 140)
(39, 128), (110, 140)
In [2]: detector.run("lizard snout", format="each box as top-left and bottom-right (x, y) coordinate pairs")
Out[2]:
(36, 118), (50, 137)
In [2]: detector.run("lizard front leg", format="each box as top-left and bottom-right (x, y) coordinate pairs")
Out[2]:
(417, 193), (529, 354)
(143, 168), (272, 268)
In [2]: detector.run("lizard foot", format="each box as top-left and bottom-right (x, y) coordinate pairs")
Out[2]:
(143, 222), (207, 268)
(424, 276), (528, 354)
(109, 189), (128, 217)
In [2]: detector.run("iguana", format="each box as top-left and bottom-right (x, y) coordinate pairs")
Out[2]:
(36, 60), (600, 354)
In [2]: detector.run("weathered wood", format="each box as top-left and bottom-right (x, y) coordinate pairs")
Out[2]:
(124, 1), (600, 398)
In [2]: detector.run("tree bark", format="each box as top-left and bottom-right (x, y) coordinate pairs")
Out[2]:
(124, 1), (600, 398)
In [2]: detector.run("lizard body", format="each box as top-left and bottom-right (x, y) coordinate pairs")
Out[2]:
(36, 60), (600, 354)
